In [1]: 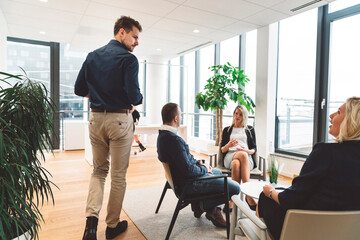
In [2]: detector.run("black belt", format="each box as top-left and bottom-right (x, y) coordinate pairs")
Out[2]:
(91, 108), (129, 113)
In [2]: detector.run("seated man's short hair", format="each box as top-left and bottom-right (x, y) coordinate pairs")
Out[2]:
(161, 103), (179, 124)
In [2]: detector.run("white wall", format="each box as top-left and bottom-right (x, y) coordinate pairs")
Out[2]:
(145, 56), (168, 125)
(254, 23), (278, 160)
(0, 8), (7, 72)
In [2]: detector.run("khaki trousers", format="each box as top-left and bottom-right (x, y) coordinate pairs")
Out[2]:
(86, 112), (134, 228)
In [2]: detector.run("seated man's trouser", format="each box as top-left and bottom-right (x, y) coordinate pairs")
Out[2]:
(185, 168), (240, 211)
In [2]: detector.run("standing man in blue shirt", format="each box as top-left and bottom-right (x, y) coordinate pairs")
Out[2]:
(75, 16), (143, 240)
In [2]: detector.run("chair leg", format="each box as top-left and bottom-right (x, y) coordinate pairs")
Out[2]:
(224, 177), (230, 239)
(155, 182), (170, 214)
(229, 201), (238, 240)
(225, 201), (230, 239)
(165, 199), (182, 240)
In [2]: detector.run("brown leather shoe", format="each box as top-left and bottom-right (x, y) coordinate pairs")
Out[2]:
(191, 202), (204, 218)
(205, 207), (226, 228)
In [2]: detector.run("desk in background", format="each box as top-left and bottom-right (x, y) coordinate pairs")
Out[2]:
(85, 124), (187, 165)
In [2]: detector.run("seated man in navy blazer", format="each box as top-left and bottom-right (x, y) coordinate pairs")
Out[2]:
(157, 102), (240, 228)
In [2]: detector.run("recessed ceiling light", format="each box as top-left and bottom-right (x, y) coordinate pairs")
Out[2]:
(39, 0), (48, 2)
(193, 29), (200, 33)
(39, 31), (46, 35)
(156, 48), (161, 51)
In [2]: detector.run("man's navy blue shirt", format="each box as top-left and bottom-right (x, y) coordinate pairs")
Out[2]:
(74, 40), (143, 110)
(157, 129), (207, 188)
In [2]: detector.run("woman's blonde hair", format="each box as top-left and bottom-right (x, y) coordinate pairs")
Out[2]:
(229, 105), (248, 131)
(336, 97), (360, 142)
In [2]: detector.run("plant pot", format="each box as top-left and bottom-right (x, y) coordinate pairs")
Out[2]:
(11, 229), (31, 240)
(269, 170), (278, 184)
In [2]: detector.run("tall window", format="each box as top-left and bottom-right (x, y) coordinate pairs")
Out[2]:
(137, 60), (145, 114)
(220, 36), (240, 126)
(329, 0), (360, 12)
(169, 57), (180, 104)
(198, 45), (215, 139)
(245, 30), (257, 112)
(220, 36), (239, 66)
(276, 9), (318, 154)
(59, 43), (86, 120)
(199, 45), (214, 90)
(6, 38), (60, 149)
(7, 41), (50, 90)
(327, 11), (360, 141)
(184, 52), (195, 136)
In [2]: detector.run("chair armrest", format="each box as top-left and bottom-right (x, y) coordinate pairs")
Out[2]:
(231, 195), (267, 230)
(259, 156), (266, 179)
(208, 153), (217, 167)
(180, 174), (229, 200)
(185, 174), (228, 183)
(181, 174), (228, 194)
(259, 156), (265, 169)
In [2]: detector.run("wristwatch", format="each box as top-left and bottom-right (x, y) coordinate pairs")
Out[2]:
(269, 189), (274, 199)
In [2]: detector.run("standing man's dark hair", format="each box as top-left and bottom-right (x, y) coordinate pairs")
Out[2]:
(75, 15), (143, 240)
(114, 16), (142, 35)
(161, 103), (179, 124)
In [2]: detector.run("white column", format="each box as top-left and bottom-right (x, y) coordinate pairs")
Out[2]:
(0, 8), (7, 73)
(254, 23), (278, 159)
(145, 56), (168, 125)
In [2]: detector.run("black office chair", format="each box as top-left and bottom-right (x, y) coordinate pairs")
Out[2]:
(155, 162), (231, 240)
(209, 146), (266, 181)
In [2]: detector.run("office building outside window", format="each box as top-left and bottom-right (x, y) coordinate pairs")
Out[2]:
(7, 41), (50, 90)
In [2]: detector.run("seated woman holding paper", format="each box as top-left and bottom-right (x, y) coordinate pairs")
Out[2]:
(257, 97), (360, 240)
(220, 105), (257, 211)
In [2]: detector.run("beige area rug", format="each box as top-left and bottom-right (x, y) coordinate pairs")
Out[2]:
(122, 185), (247, 240)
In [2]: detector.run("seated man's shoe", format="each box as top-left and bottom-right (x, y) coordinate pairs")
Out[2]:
(205, 207), (227, 228)
(82, 216), (98, 240)
(139, 143), (146, 152)
(105, 220), (128, 239)
(222, 204), (233, 213)
(191, 201), (204, 218)
(245, 196), (257, 211)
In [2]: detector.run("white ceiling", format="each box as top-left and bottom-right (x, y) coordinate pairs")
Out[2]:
(0, 0), (336, 59)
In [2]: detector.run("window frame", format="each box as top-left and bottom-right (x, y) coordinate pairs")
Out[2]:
(7, 36), (60, 150)
(275, 3), (360, 157)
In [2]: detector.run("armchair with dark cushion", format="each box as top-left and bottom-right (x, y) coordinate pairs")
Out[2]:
(155, 162), (231, 240)
(209, 146), (266, 181)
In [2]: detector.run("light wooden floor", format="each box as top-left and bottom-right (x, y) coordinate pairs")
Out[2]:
(38, 147), (209, 240)
(38, 148), (292, 240)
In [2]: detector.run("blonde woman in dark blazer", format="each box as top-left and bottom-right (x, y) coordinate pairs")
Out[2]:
(257, 97), (360, 240)
(220, 105), (257, 211)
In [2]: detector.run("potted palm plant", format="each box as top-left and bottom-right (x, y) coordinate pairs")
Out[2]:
(195, 62), (255, 146)
(0, 70), (57, 240)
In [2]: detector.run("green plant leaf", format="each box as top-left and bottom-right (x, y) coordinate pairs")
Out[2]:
(0, 70), (57, 239)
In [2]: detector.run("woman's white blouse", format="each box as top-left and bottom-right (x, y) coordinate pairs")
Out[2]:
(228, 127), (248, 151)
